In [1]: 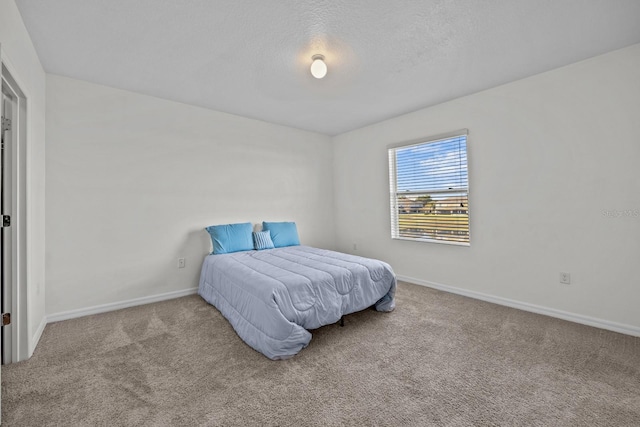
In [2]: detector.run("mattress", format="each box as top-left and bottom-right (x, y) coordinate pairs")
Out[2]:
(198, 245), (396, 359)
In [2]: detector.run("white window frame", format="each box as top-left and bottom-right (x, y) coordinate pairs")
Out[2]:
(388, 129), (470, 246)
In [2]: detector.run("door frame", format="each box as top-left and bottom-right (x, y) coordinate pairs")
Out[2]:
(0, 47), (30, 364)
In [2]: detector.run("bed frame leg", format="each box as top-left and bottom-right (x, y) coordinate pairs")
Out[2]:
(340, 316), (344, 327)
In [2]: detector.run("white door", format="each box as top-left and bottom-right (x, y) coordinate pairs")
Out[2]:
(0, 73), (15, 425)
(0, 70), (5, 425)
(1, 90), (12, 367)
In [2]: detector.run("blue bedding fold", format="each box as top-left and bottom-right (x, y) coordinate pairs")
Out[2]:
(198, 246), (396, 360)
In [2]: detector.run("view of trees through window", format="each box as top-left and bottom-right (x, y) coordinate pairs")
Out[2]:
(389, 134), (469, 244)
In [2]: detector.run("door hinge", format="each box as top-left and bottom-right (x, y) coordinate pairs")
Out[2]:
(1, 116), (10, 131)
(2, 215), (9, 227)
(2, 313), (10, 326)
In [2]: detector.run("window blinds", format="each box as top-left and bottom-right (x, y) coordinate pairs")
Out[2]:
(388, 133), (469, 245)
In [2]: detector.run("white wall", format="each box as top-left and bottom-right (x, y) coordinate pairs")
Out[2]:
(334, 44), (640, 331)
(0, 0), (47, 357)
(45, 75), (334, 315)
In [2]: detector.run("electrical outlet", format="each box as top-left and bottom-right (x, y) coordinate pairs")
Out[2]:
(353, 243), (357, 251)
(559, 272), (571, 284)
(178, 258), (185, 268)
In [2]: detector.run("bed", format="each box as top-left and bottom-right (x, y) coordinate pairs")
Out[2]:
(198, 245), (396, 360)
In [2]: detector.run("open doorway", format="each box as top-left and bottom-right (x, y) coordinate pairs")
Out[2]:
(1, 63), (28, 365)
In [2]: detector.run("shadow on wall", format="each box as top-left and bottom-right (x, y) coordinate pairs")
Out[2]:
(175, 227), (213, 284)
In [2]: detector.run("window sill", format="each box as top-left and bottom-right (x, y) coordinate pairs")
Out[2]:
(391, 236), (470, 247)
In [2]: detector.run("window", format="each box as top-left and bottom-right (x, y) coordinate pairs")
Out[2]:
(388, 130), (469, 245)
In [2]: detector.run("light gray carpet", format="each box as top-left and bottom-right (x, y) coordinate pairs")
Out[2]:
(2, 281), (640, 426)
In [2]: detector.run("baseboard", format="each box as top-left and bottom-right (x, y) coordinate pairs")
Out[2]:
(29, 315), (47, 357)
(397, 275), (640, 338)
(47, 287), (199, 323)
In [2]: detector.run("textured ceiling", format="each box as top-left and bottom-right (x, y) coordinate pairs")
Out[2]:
(15, 0), (640, 135)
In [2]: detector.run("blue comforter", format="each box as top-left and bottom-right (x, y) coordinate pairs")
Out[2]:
(198, 246), (396, 360)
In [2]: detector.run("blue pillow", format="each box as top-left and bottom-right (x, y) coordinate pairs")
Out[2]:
(205, 222), (254, 254)
(253, 231), (275, 250)
(262, 221), (300, 248)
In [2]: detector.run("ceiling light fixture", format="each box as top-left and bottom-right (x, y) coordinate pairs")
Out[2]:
(310, 54), (327, 79)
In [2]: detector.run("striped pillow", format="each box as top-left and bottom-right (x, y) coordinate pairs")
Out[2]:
(253, 230), (275, 250)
